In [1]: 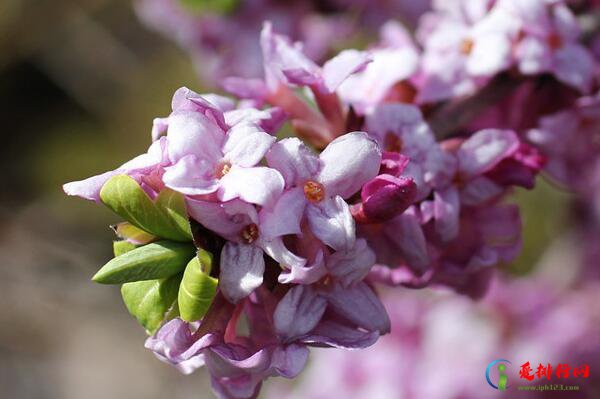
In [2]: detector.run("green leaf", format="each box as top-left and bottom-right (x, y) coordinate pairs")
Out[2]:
(113, 222), (156, 245)
(93, 240), (196, 284)
(100, 175), (192, 242)
(178, 250), (218, 322)
(113, 240), (137, 257)
(121, 274), (181, 335)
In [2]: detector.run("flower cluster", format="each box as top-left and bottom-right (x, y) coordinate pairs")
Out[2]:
(134, 0), (429, 80)
(415, 0), (596, 103)
(266, 275), (600, 399)
(65, 0), (600, 397)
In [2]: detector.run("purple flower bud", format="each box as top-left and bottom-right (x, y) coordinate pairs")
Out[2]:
(352, 174), (417, 224)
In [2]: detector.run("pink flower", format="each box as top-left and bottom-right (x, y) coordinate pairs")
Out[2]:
(365, 104), (455, 200)
(186, 197), (306, 303)
(159, 88), (284, 207)
(337, 21), (420, 113)
(266, 132), (381, 252)
(528, 91), (600, 189)
(415, 0), (514, 103)
(501, 0), (596, 92)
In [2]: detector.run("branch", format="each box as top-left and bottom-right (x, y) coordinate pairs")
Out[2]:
(426, 74), (524, 140)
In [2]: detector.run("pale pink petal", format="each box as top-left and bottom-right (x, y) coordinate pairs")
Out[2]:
(63, 171), (118, 203)
(259, 188), (306, 240)
(318, 132), (381, 199)
(186, 198), (256, 241)
(218, 166), (284, 207)
(260, 22), (319, 91)
(467, 33), (512, 76)
(266, 138), (321, 188)
(166, 111), (224, 164)
(259, 237), (306, 270)
(327, 239), (376, 287)
(338, 46), (418, 112)
(278, 250), (327, 285)
(151, 117), (169, 141)
(222, 123), (276, 168)
(163, 155), (220, 196)
(306, 196), (355, 251)
(221, 77), (269, 102)
(321, 49), (371, 93)
(515, 36), (551, 75)
(171, 87), (228, 131)
(219, 243), (264, 304)
(224, 107), (286, 134)
(553, 44), (595, 93)
(457, 129), (520, 177)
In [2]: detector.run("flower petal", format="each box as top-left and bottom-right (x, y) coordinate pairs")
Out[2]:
(327, 239), (376, 287)
(457, 129), (520, 177)
(325, 282), (390, 334)
(461, 176), (504, 205)
(219, 243), (265, 304)
(260, 22), (320, 90)
(301, 320), (379, 349)
(222, 123), (276, 168)
(278, 249), (327, 285)
(306, 196), (355, 251)
(467, 33), (511, 76)
(433, 187), (460, 242)
(321, 49), (371, 93)
(63, 171), (118, 203)
(224, 107), (286, 134)
(259, 187), (306, 240)
(167, 111), (224, 164)
(163, 155), (220, 196)
(218, 166), (284, 207)
(266, 138), (321, 188)
(270, 344), (309, 378)
(553, 44), (595, 93)
(259, 237), (307, 270)
(145, 318), (218, 375)
(273, 285), (327, 341)
(384, 210), (430, 273)
(186, 198), (256, 241)
(171, 87), (228, 131)
(318, 132), (381, 198)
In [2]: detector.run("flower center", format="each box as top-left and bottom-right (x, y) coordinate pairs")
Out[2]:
(384, 132), (403, 152)
(460, 38), (474, 55)
(547, 33), (563, 50)
(303, 180), (325, 203)
(453, 172), (468, 188)
(241, 223), (259, 244)
(216, 161), (232, 178)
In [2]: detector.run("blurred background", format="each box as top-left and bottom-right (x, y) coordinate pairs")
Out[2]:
(0, 0), (596, 398)
(1, 1), (208, 398)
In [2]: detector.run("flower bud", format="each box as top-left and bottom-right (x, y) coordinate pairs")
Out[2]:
(352, 174), (417, 224)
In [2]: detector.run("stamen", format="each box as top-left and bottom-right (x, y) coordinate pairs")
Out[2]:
(460, 38), (474, 55)
(384, 132), (403, 152)
(303, 180), (325, 203)
(241, 223), (259, 244)
(216, 161), (232, 178)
